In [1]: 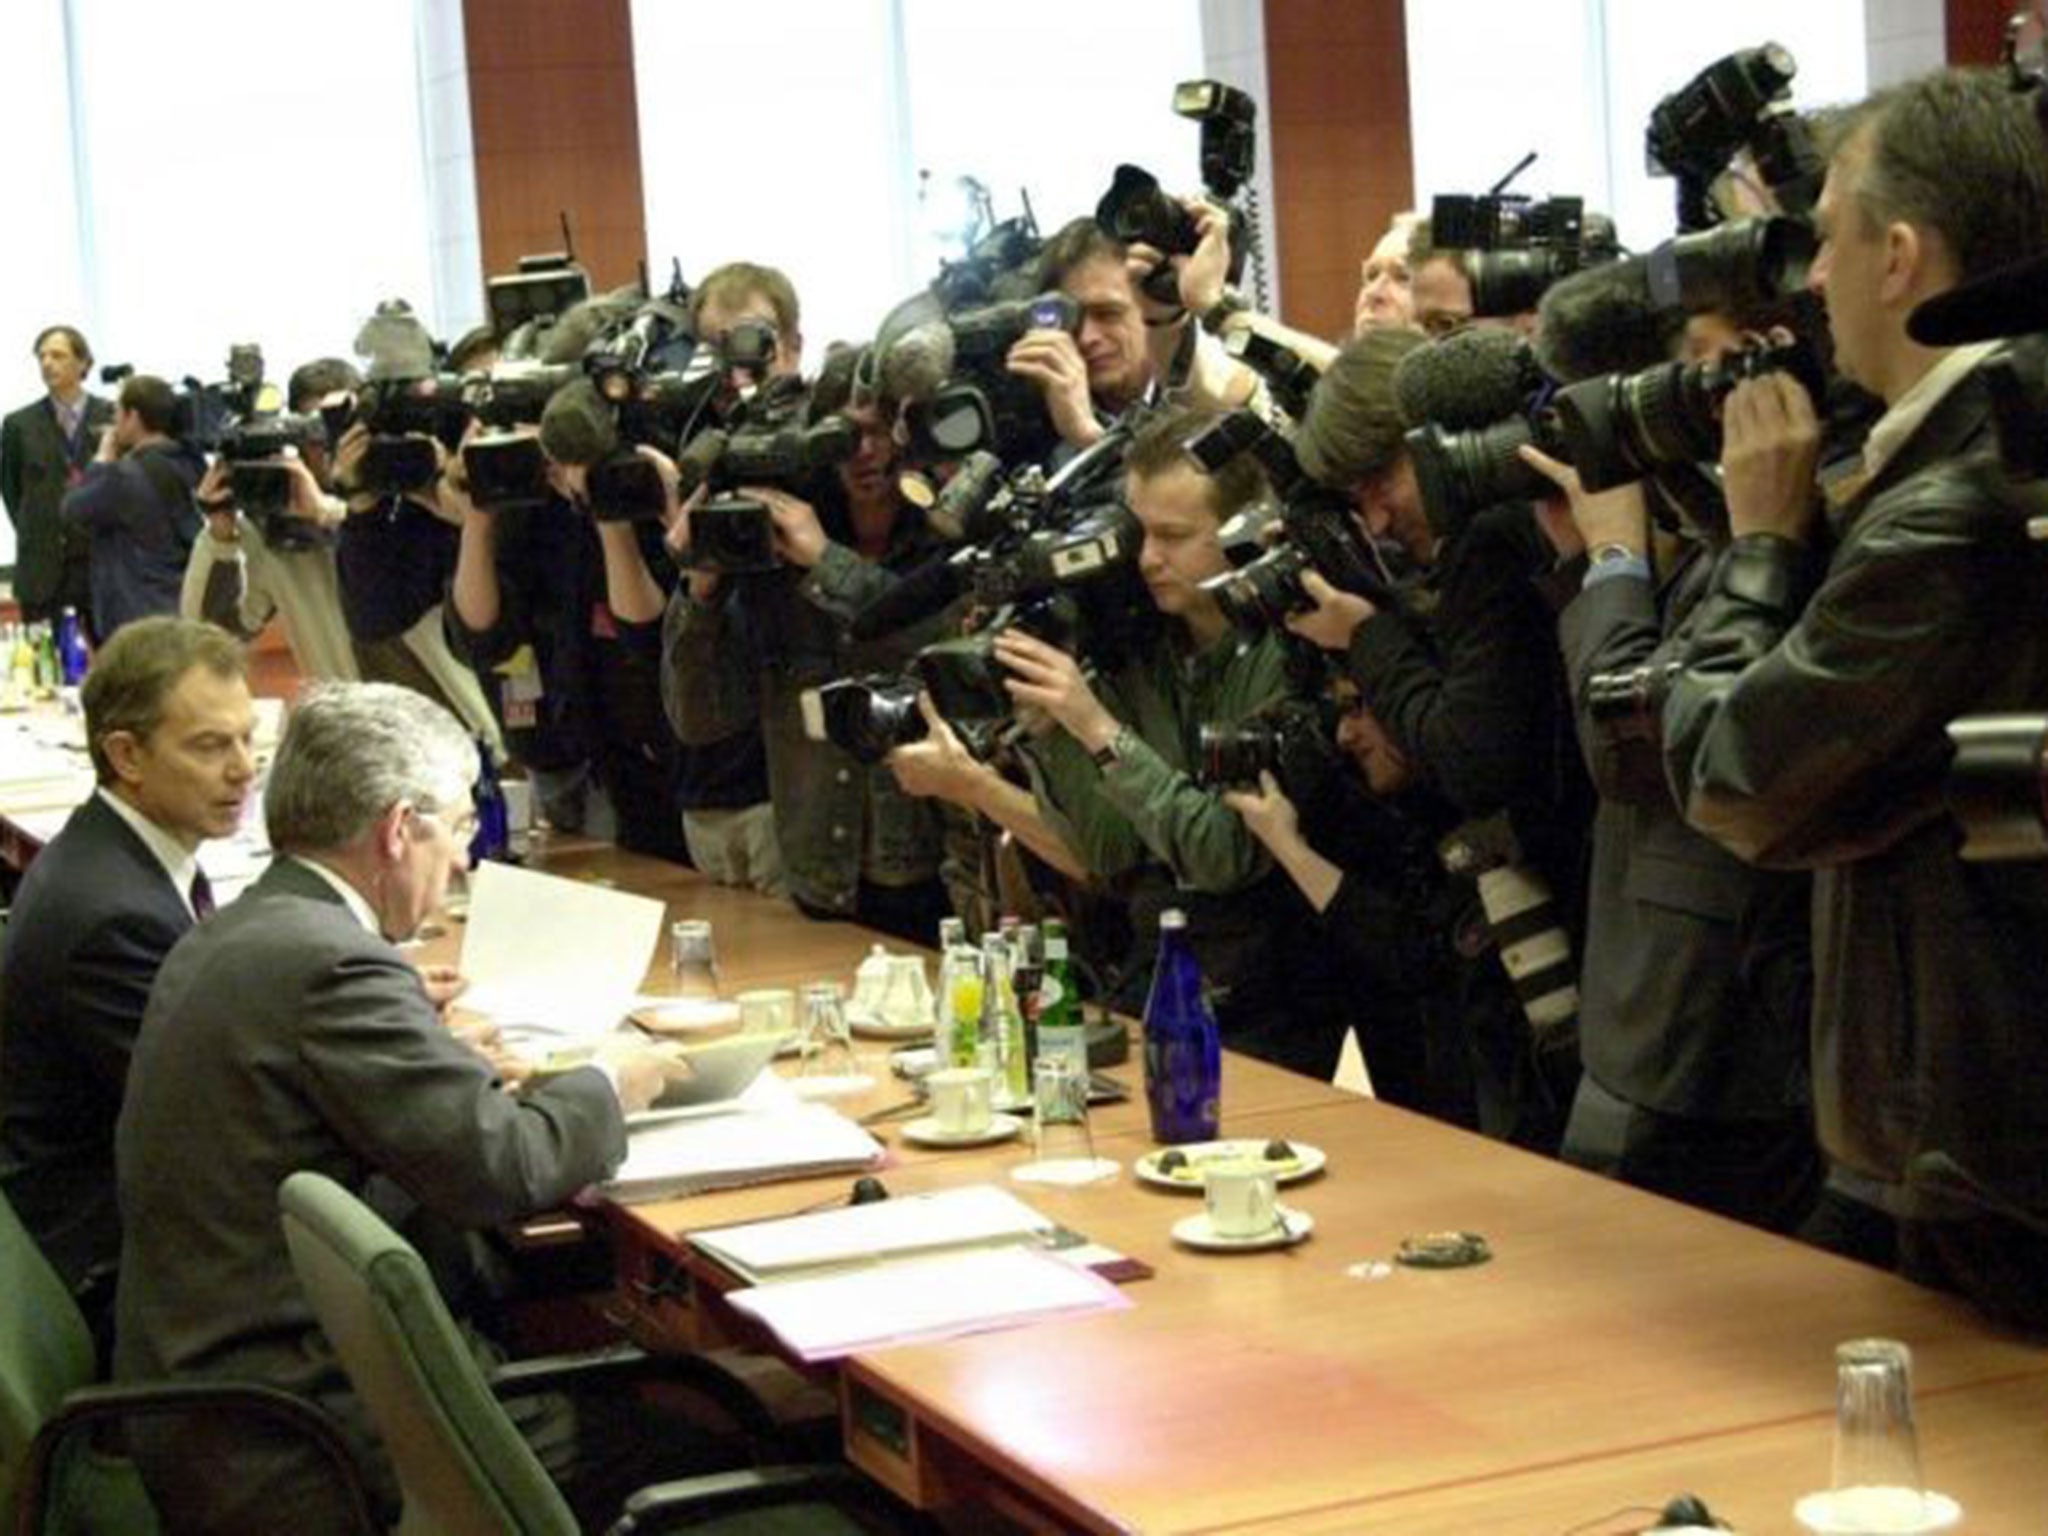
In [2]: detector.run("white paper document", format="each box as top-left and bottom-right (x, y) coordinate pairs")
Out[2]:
(458, 862), (665, 1050)
(692, 1183), (1057, 1283)
(723, 1246), (1132, 1362)
(599, 1097), (883, 1201)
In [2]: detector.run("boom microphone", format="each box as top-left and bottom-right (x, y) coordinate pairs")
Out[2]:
(847, 552), (967, 642)
(1534, 259), (1683, 384)
(878, 320), (957, 408)
(1392, 328), (1541, 430)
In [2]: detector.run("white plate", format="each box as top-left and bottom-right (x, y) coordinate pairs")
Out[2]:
(1794, 1489), (1961, 1534)
(1135, 1139), (1327, 1192)
(1172, 1206), (1314, 1252)
(647, 1032), (783, 1109)
(846, 1005), (935, 1041)
(899, 1113), (1025, 1148)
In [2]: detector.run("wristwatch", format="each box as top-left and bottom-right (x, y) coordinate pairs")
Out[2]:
(1588, 541), (1640, 567)
(1199, 289), (1251, 336)
(1089, 726), (1133, 770)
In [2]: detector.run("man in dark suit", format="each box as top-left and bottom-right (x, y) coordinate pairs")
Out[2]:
(114, 681), (693, 1534)
(0, 616), (256, 1347)
(1, 325), (114, 625)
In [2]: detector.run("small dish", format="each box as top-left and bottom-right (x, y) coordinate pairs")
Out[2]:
(1171, 1207), (1314, 1252)
(629, 998), (742, 1037)
(1793, 1490), (1961, 1534)
(1135, 1139), (1327, 1192)
(899, 1112), (1025, 1148)
(846, 1005), (935, 1041)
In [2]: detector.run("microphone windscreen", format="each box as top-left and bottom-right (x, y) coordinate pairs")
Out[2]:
(1393, 328), (1538, 430)
(539, 296), (629, 366)
(673, 427), (729, 500)
(878, 321), (957, 408)
(537, 377), (618, 466)
(1535, 259), (1683, 383)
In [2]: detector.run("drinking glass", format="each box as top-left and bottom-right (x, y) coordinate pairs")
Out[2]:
(670, 920), (719, 999)
(1011, 1055), (1117, 1186)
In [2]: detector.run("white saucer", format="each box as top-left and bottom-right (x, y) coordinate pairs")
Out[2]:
(899, 1113), (1024, 1148)
(1171, 1206), (1314, 1252)
(846, 1006), (935, 1041)
(1011, 1156), (1120, 1187)
(1135, 1139), (1328, 1192)
(1794, 1489), (1961, 1534)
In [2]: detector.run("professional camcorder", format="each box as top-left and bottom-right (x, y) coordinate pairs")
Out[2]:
(1430, 186), (1612, 317)
(1646, 43), (1823, 231)
(1552, 336), (1827, 492)
(1184, 410), (1398, 631)
(671, 415), (861, 571)
(104, 344), (272, 455)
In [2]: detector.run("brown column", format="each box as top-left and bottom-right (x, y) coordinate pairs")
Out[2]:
(1946, 0), (2018, 66)
(1261, 0), (1413, 342)
(462, 0), (648, 291)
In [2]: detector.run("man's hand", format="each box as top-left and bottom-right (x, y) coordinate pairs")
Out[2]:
(994, 630), (1119, 753)
(1517, 445), (1647, 558)
(94, 425), (120, 464)
(887, 693), (990, 806)
(446, 1016), (534, 1089)
(1223, 770), (1304, 852)
(415, 963), (470, 1016)
(1283, 570), (1376, 652)
(664, 484), (720, 602)
(1006, 330), (1101, 448)
(752, 486), (827, 568)
(332, 421), (371, 498)
(595, 1034), (692, 1117)
(1174, 197), (1234, 317)
(282, 455), (343, 530)
(197, 460), (239, 541)
(1720, 372), (1822, 542)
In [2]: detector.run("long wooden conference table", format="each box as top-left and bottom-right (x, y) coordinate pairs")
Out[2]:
(498, 841), (2048, 1536)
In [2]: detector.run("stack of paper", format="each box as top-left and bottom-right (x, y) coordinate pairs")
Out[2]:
(692, 1184), (1057, 1283)
(722, 1247), (1131, 1363)
(600, 1098), (883, 1201)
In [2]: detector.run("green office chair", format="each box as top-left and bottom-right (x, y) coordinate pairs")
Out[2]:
(0, 1187), (375, 1535)
(278, 1171), (919, 1535)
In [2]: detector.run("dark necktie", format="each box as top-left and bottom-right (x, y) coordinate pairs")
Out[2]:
(190, 869), (216, 920)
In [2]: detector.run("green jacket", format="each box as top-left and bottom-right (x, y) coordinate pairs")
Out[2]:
(1020, 624), (1290, 894)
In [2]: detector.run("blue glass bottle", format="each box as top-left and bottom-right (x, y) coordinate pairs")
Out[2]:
(55, 607), (89, 686)
(468, 740), (512, 864)
(1142, 908), (1220, 1145)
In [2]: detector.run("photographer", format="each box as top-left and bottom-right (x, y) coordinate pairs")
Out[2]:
(1281, 325), (1591, 1148)
(1354, 213), (1421, 335)
(660, 344), (953, 942)
(1007, 214), (1262, 452)
(182, 358), (361, 681)
(1660, 67), (2048, 1325)
(58, 374), (204, 639)
(1001, 406), (1337, 1074)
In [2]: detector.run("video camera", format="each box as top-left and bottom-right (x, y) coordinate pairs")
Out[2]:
(1646, 42), (1823, 232)
(103, 344), (272, 455)
(907, 292), (1083, 469)
(1552, 335), (1827, 492)
(1430, 183), (1608, 317)
(1183, 410), (1398, 631)
(672, 414), (861, 572)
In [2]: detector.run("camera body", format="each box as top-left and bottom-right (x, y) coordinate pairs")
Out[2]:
(1432, 192), (1595, 317)
(1196, 697), (1343, 803)
(1646, 43), (1821, 230)
(353, 375), (471, 496)
(801, 674), (928, 765)
(219, 410), (329, 541)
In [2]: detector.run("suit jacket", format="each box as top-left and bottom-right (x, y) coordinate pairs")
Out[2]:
(0, 793), (192, 1301)
(114, 856), (626, 1532)
(1, 392), (114, 614)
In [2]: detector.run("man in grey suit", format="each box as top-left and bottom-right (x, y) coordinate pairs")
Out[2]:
(115, 682), (690, 1534)
(0, 616), (256, 1348)
(1, 324), (114, 624)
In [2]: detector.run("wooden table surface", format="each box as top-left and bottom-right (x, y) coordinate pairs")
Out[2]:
(417, 841), (2048, 1532)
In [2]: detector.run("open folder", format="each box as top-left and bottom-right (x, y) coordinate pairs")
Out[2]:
(690, 1184), (1058, 1284)
(599, 1096), (883, 1201)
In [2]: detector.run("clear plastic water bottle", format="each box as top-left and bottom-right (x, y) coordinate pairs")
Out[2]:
(1142, 909), (1220, 1145)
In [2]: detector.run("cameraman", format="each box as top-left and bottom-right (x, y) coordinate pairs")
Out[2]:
(329, 381), (503, 761)
(1660, 68), (2048, 1325)
(660, 344), (953, 942)
(1281, 325), (1591, 1148)
(998, 406), (1337, 1074)
(58, 374), (203, 639)
(182, 358), (362, 682)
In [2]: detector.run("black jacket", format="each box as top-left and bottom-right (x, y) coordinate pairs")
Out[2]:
(1664, 359), (2048, 1217)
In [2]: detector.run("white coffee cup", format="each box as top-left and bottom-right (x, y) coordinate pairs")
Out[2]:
(1203, 1162), (1281, 1239)
(736, 988), (796, 1037)
(927, 1066), (995, 1136)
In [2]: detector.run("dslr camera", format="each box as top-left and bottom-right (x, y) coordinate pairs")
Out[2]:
(1196, 696), (1344, 805)
(1646, 42), (1822, 232)
(800, 673), (929, 765)
(1430, 191), (1605, 317)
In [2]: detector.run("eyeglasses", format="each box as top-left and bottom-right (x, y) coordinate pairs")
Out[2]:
(412, 806), (478, 846)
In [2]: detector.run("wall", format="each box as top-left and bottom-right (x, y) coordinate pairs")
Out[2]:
(1261, 0), (1413, 341)
(462, 0), (648, 294)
